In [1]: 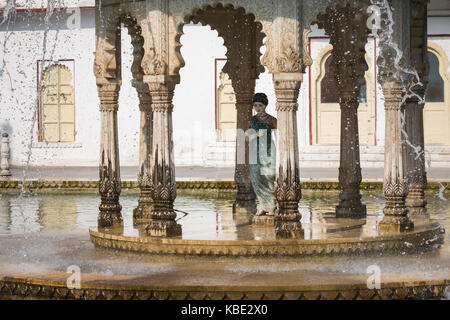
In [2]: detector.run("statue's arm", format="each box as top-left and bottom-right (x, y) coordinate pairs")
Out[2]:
(246, 120), (258, 141)
(272, 118), (277, 129)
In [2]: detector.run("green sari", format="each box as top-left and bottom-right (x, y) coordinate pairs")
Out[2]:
(249, 114), (277, 214)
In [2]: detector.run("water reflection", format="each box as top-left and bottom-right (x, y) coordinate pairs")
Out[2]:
(0, 190), (448, 241)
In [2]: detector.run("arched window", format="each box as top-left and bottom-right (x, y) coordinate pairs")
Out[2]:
(320, 55), (339, 103)
(426, 51), (445, 103)
(39, 64), (75, 142)
(216, 71), (236, 142)
(320, 55), (367, 104)
(424, 44), (449, 146)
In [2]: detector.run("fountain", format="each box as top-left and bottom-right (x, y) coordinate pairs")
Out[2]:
(0, 0), (449, 300)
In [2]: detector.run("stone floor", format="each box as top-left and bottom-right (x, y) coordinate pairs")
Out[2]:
(6, 166), (450, 181)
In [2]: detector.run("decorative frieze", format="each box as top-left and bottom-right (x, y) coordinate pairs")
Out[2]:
(1, 276), (448, 300)
(89, 223), (443, 256)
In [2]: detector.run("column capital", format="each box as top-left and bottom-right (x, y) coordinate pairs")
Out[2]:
(273, 72), (303, 84)
(234, 91), (254, 110)
(273, 76), (302, 112)
(405, 83), (427, 104)
(382, 80), (405, 109)
(97, 82), (121, 112)
(146, 81), (176, 113)
(137, 91), (152, 112)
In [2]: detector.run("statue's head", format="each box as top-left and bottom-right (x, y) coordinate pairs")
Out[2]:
(252, 93), (268, 114)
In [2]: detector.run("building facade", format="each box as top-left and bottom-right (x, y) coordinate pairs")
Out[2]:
(0, 0), (449, 168)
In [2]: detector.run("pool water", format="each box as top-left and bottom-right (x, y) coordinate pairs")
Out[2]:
(0, 190), (448, 240)
(0, 190), (448, 292)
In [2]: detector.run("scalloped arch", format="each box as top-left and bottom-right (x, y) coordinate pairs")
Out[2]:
(428, 41), (450, 83)
(41, 63), (73, 85)
(94, 5), (146, 84)
(310, 42), (376, 146)
(172, 1), (269, 79)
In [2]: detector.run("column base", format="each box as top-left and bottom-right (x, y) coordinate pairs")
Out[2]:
(146, 219), (182, 237)
(378, 216), (414, 234)
(98, 202), (123, 228)
(0, 171), (11, 177)
(336, 190), (367, 218)
(335, 204), (367, 218)
(133, 203), (154, 224)
(406, 191), (427, 219)
(233, 200), (257, 215)
(98, 213), (123, 229)
(407, 206), (428, 219)
(275, 212), (304, 239)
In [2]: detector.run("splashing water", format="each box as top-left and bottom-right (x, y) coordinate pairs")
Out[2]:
(0, 1), (68, 229)
(21, 1), (64, 193)
(372, 0), (448, 196)
(0, 0), (15, 26)
(439, 183), (448, 201)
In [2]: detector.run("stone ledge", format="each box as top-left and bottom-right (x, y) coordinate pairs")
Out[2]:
(0, 180), (448, 192)
(89, 224), (444, 257)
(0, 277), (447, 300)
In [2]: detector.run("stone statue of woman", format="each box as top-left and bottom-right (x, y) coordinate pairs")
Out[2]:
(247, 93), (277, 216)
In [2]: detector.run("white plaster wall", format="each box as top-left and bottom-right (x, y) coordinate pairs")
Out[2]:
(0, 8), (101, 167)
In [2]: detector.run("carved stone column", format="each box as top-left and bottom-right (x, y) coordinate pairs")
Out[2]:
(315, 1), (369, 218)
(379, 81), (414, 233)
(336, 92), (367, 217)
(97, 82), (122, 228)
(405, 90), (428, 218)
(405, 1), (429, 218)
(145, 79), (181, 237)
(335, 91), (367, 217)
(233, 86), (257, 215)
(273, 73), (303, 239)
(133, 87), (154, 222)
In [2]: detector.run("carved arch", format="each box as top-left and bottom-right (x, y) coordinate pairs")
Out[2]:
(168, 3), (266, 86)
(94, 5), (149, 99)
(312, 44), (375, 97)
(170, 1), (273, 77)
(424, 41), (450, 146)
(94, 5), (146, 83)
(427, 41), (450, 85)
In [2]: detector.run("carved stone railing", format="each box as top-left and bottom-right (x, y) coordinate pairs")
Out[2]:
(0, 133), (11, 177)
